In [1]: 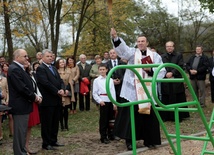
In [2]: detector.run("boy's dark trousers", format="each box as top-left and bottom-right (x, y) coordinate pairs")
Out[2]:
(99, 102), (114, 140)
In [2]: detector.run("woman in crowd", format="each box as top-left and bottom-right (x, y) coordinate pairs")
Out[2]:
(32, 61), (40, 80)
(90, 55), (102, 79)
(1, 62), (13, 138)
(89, 55), (102, 107)
(1, 62), (9, 77)
(0, 70), (8, 142)
(56, 58), (74, 131)
(25, 62), (42, 154)
(66, 56), (79, 114)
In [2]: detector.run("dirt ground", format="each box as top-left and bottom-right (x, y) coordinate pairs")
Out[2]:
(1, 131), (214, 155)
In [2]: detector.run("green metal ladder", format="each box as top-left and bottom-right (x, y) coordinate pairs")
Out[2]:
(201, 108), (214, 155)
(106, 63), (214, 155)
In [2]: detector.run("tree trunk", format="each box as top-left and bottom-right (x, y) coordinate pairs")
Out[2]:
(48, 0), (62, 58)
(73, 0), (87, 58)
(3, 0), (13, 63)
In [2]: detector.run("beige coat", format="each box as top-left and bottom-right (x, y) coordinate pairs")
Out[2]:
(67, 66), (80, 94)
(69, 66), (80, 84)
(0, 76), (8, 105)
(58, 68), (75, 106)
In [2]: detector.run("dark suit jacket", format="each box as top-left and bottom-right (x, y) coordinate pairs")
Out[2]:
(36, 63), (64, 106)
(7, 62), (36, 114)
(186, 54), (209, 80)
(77, 63), (92, 89)
(208, 57), (214, 81)
(106, 59), (126, 97)
(161, 52), (185, 94)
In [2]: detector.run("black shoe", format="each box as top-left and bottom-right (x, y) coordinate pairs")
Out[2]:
(148, 145), (156, 149)
(114, 136), (120, 141)
(144, 143), (156, 149)
(108, 136), (115, 140)
(201, 104), (206, 108)
(42, 145), (56, 150)
(28, 151), (38, 154)
(51, 142), (64, 147)
(101, 138), (110, 144)
(127, 144), (132, 150)
(61, 126), (64, 131)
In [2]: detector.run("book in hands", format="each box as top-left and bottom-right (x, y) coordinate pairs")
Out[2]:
(141, 56), (153, 64)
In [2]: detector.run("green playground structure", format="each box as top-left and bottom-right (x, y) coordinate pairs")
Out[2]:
(106, 63), (214, 155)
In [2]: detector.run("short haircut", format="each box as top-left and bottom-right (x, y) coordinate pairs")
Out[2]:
(94, 55), (101, 60)
(36, 52), (42, 56)
(196, 45), (203, 50)
(13, 49), (24, 59)
(79, 54), (86, 59)
(42, 49), (53, 55)
(137, 35), (148, 43)
(98, 63), (108, 69)
(166, 41), (175, 46)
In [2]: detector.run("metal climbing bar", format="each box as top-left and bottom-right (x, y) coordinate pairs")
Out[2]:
(201, 108), (214, 155)
(152, 63), (214, 155)
(106, 63), (214, 155)
(106, 63), (158, 155)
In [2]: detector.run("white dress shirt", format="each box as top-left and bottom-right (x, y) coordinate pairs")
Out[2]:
(92, 75), (116, 104)
(212, 68), (214, 76)
(111, 59), (118, 67)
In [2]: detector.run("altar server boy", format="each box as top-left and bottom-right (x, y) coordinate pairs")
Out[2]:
(93, 63), (116, 144)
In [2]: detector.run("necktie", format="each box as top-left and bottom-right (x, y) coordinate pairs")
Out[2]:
(49, 65), (55, 75)
(113, 60), (116, 67)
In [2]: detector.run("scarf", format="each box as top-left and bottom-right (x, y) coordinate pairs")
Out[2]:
(134, 49), (154, 114)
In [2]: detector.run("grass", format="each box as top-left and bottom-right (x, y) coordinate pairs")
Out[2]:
(0, 103), (100, 154)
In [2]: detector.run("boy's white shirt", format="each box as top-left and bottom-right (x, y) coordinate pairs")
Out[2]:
(92, 75), (116, 104)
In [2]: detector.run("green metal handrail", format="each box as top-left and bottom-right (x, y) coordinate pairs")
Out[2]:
(106, 63), (214, 155)
(201, 108), (214, 154)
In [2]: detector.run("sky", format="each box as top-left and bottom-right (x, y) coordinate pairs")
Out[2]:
(161, 0), (179, 16)
(143, 0), (180, 16)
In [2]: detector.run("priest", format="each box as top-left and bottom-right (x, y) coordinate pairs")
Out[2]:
(110, 28), (166, 150)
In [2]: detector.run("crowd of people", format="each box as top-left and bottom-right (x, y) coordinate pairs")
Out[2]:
(0, 28), (213, 154)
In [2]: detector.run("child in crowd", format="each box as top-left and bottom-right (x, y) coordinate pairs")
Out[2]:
(92, 63), (116, 144)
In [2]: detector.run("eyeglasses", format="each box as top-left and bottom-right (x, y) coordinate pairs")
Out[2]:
(21, 55), (29, 58)
(166, 46), (174, 48)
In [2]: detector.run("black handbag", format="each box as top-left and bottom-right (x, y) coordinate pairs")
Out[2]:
(66, 83), (72, 97)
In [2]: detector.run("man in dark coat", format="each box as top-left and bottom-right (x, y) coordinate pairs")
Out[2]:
(36, 49), (65, 150)
(8, 49), (42, 155)
(208, 49), (214, 103)
(186, 45), (209, 107)
(106, 49), (126, 140)
(160, 41), (190, 122)
(106, 49), (126, 103)
(77, 54), (92, 111)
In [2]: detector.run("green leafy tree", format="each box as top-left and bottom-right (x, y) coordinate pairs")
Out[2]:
(198, 0), (214, 13)
(180, 0), (214, 51)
